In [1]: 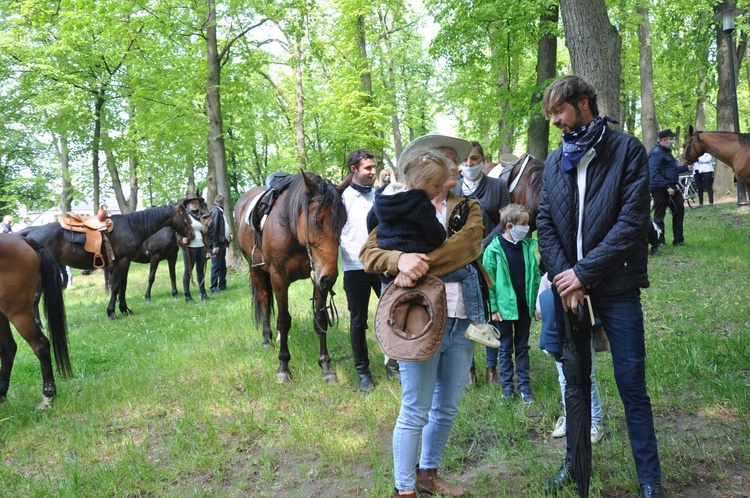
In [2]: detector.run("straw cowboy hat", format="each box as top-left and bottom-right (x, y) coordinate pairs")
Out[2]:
(399, 134), (473, 167)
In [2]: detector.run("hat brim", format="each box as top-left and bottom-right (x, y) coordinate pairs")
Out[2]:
(399, 134), (473, 167)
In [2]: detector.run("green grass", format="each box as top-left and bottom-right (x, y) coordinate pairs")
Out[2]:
(1, 203), (749, 496)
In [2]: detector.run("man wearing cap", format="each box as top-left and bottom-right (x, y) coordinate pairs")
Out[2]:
(340, 148), (383, 392)
(452, 140), (511, 248)
(648, 129), (689, 246)
(208, 194), (232, 293)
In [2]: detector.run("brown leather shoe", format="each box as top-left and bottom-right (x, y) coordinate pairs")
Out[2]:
(485, 366), (500, 386)
(465, 365), (476, 389)
(416, 468), (465, 496)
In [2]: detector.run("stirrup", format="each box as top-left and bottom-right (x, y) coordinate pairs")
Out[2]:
(250, 243), (265, 267)
(93, 252), (106, 269)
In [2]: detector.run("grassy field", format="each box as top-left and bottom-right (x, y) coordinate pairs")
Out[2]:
(1, 202), (749, 497)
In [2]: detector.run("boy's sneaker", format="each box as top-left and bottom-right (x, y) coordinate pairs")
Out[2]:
(500, 388), (514, 405)
(591, 423), (604, 444)
(519, 388), (535, 404)
(552, 416), (566, 438)
(464, 323), (501, 348)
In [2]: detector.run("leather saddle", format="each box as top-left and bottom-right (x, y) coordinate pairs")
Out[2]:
(248, 172), (296, 267)
(59, 206), (115, 268)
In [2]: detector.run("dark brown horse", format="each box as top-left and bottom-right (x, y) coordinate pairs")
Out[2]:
(21, 204), (194, 319)
(681, 126), (750, 189)
(499, 154), (546, 233)
(0, 235), (72, 409)
(235, 172), (347, 383)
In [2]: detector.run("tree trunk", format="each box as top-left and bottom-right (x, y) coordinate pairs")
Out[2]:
(528, 5), (557, 160)
(55, 132), (73, 213)
(715, 1), (737, 198)
(695, 72), (707, 130)
(358, 15), (372, 95)
(102, 134), (131, 214)
(559, 0), (622, 127)
(92, 90), (105, 212)
(638, 7), (658, 148)
(294, 41), (307, 170)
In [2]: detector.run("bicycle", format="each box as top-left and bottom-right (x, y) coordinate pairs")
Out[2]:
(677, 173), (698, 209)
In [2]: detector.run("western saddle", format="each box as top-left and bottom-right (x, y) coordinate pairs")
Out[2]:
(59, 206), (115, 268)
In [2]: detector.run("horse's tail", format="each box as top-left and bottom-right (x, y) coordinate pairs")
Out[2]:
(250, 270), (274, 325)
(103, 266), (112, 292)
(27, 238), (73, 379)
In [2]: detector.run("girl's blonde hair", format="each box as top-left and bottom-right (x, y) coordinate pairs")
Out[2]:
(399, 149), (450, 190)
(499, 203), (530, 227)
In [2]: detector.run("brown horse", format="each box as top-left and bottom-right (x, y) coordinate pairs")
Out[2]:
(681, 125), (750, 189)
(21, 204), (194, 319)
(499, 154), (546, 233)
(235, 172), (347, 383)
(0, 235), (72, 409)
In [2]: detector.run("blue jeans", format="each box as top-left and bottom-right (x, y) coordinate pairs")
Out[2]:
(486, 314), (532, 391)
(555, 289), (661, 486)
(393, 317), (475, 492)
(441, 264), (485, 323)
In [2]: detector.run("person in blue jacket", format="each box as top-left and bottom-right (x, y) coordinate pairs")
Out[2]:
(648, 129), (689, 246)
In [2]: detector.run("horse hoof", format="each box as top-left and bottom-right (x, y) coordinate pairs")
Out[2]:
(144, 296), (151, 302)
(276, 372), (291, 383)
(122, 309), (134, 316)
(36, 395), (53, 411)
(108, 313), (118, 320)
(323, 372), (338, 385)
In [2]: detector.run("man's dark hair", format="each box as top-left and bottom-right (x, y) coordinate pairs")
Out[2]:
(214, 194), (225, 205)
(542, 75), (599, 118)
(346, 149), (375, 169)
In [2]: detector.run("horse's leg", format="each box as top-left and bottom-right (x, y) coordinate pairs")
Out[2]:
(313, 288), (337, 384)
(272, 279), (293, 383)
(107, 265), (120, 320)
(249, 267), (274, 346)
(167, 253), (179, 298)
(144, 256), (158, 302)
(9, 312), (56, 409)
(118, 262), (134, 316)
(0, 316), (17, 402)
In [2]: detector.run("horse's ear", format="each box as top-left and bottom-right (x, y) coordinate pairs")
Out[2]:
(300, 170), (317, 193)
(337, 172), (353, 191)
(688, 125), (695, 135)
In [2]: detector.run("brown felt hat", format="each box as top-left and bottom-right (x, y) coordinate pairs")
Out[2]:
(183, 192), (204, 203)
(374, 275), (447, 362)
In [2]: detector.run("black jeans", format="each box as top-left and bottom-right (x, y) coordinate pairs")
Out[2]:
(651, 188), (684, 244)
(210, 245), (227, 291)
(343, 269), (381, 375)
(694, 172), (714, 205)
(182, 246), (208, 296)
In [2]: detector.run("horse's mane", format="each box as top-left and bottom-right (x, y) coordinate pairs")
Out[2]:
(509, 155), (545, 193)
(112, 204), (173, 228)
(694, 130), (750, 148)
(279, 172), (347, 237)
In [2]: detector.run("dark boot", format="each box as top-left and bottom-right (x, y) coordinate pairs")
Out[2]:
(465, 365), (476, 389)
(385, 358), (401, 382)
(351, 327), (372, 392)
(485, 366), (500, 386)
(200, 292), (211, 301)
(640, 484), (664, 498)
(544, 459), (573, 494)
(358, 372), (375, 392)
(416, 468), (464, 497)
(185, 294), (194, 303)
(392, 489), (416, 497)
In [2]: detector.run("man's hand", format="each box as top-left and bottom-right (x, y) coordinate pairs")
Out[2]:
(552, 269), (585, 311)
(667, 187), (675, 196)
(397, 253), (430, 281)
(212, 247), (219, 255)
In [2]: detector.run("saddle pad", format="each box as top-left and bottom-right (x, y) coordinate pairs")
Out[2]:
(242, 191), (266, 231)
(63, 229), (87, 245)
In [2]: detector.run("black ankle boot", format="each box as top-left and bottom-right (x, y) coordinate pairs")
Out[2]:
(185, 294), (195, 303)
(200, 293), (210, 301)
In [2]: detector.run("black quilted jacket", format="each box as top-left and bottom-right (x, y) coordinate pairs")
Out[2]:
(537, 126), (650, 296)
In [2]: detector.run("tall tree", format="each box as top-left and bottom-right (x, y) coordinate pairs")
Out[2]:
(638, 6), (659, 148)
(527, 3), (557, 159)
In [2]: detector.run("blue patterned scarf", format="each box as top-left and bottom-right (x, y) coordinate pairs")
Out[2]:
(562, 117), (618, 172)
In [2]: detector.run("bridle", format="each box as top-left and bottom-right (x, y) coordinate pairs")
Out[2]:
(681, 132), (702, 164)
(303, 194), (339, 330)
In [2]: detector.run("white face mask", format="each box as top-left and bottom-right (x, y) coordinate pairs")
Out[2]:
(509, 224), (530, 243)
(462, 163), (483, 180)
(666, 139), (675, 149)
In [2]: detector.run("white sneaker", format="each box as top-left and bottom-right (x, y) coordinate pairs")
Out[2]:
(552, 416), (566, 438)
(591, 423), (604, 444)
(464, 323), (501, 348)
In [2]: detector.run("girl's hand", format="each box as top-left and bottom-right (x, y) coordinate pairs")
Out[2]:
(491, 311), (502, 322)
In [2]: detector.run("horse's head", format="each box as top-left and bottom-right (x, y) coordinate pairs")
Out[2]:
(681, 125), (702, 165)
(172, 203), (196, 241)
(297, 173), (347, 294)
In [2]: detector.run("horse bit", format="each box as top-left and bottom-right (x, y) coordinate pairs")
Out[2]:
(304, 195), (339, 331)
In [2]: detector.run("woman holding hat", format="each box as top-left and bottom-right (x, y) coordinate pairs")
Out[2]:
(361, 135), (486, 498)
(180, 192), (210, 302)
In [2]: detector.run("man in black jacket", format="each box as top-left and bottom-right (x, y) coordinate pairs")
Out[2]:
(208, 194), (232, 293)
(537, 76), (663, 498)
(648, 129), (689, 246)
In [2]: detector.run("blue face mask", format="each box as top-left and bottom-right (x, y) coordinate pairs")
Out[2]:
(462, 163), (483, 180)
(666, 139), (675, 149)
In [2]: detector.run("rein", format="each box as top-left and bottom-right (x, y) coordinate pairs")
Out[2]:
(304, 194), (339, 331)
(682, 132), (702, 163)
